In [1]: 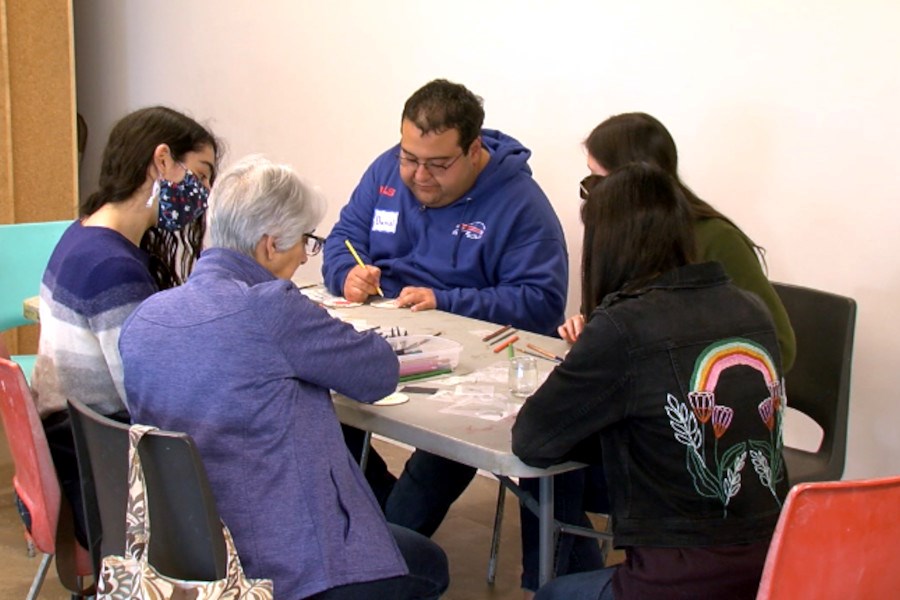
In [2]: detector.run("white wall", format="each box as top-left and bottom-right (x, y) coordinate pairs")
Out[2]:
(74, 0), (900, 479)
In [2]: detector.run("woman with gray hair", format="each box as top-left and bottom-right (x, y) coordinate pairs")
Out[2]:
(206, 154), (325, 269)
(119, 155), (449, 599)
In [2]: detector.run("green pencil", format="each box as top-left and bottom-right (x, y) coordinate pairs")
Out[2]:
(398, 368), (452, 383)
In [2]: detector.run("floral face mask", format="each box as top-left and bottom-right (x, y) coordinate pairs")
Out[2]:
(153, 163), (210, 231)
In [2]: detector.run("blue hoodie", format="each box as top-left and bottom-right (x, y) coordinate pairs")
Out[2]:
(322, 129), (568, 335)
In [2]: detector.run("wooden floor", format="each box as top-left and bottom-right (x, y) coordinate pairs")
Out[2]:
(0, 432), (615, 599)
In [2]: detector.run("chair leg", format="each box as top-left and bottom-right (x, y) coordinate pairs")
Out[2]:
(359, 431), (372, 471)
(26, 552), (53, 600)
(71, 575), (86, 600)
(487, 482), (506, 584)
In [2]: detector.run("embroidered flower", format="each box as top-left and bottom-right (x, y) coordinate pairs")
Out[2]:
(712, 405), (734, 439)
(688, 391), (715, 424)
(768, 381), (783, 411)
(758, 398), (775, 431)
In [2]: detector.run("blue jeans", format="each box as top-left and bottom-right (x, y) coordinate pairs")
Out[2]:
(519, 468), (606, 591)
(308, 524), (449, 599)
(385, 450), (477, 536)
(341, 425), (397, 510)
(342, 426), (476, 537)
(534, 567), (616, 600)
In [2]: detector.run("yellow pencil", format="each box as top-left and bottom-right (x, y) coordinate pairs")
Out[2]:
(344, 239), (384, 297)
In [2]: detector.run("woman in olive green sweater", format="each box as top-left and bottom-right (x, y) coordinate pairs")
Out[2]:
(567, 112), (795, 371)
(520, 112), (795, 600)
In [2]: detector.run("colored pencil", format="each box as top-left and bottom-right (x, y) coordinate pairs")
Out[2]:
(482, 324), (512, 342)
(344, 239), (384, 297)
(492, 335), (519, 353)
(489, 328), (517, 345)
(519, 347), (562, 364)
(402, 331), (444, 353)
(398, 368), (453, 383)
(526, 343), (564, 363)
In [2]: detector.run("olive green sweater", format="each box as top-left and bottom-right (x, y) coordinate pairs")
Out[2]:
(694, 217), (796, 372)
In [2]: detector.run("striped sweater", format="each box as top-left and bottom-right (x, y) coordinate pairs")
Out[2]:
(32, 221), (157, 417)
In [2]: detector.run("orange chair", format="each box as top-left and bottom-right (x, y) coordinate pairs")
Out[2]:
(757, 475), (900, 599)
(0, 357), (92, 598)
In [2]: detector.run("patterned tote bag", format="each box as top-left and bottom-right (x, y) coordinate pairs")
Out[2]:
(98, 425), (273, 599)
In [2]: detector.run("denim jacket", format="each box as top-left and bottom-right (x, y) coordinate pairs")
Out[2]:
(512, 262), (789, 548)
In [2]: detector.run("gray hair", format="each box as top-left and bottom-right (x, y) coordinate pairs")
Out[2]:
(206, 155), (326, 256)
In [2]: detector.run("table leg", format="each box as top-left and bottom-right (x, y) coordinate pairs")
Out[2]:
(487, 483), (506, 584)
(538, 475), (555, 587)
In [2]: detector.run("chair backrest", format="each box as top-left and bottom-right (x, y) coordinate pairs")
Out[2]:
(0, 220), (71, 332)
(0, 357), (61, 553)
(67, 398), (228, 581)
(757, 476), (900, 598)
(773, 282), (856, 484)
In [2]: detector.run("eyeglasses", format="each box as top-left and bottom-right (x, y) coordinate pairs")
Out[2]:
(579, 174), (606, 201)
(397, 151), (465, 175)
(303, 233), (325, 256)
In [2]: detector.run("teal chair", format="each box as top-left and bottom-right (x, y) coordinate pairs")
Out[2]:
(0, 220), (72, 383)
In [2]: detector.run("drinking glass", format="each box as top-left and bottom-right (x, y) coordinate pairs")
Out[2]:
(508, 355), (539, 398)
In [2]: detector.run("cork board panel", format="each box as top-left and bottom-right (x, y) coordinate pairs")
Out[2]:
(2, 0), (77, 355)
(1, 1), (17, 354)
(1, 0), (13, 224)
(7, 0), (77, 223)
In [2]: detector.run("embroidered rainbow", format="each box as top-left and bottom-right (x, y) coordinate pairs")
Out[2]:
(690, 338), (778, 392)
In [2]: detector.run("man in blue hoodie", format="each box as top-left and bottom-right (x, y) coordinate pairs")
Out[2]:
(323, 79), (568, 537)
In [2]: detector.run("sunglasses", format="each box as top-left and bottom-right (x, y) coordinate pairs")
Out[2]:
(579, 174), (606, 201)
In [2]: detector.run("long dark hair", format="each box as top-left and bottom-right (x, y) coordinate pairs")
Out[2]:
(585, 112), (765, 263)
(581, 163), (696, 316)
(81, 106), (220, 289)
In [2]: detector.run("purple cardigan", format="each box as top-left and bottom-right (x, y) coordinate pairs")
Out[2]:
(119, 248), (405, 598)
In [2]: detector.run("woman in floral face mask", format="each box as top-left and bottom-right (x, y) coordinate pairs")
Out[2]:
(31, 106), (220, 548)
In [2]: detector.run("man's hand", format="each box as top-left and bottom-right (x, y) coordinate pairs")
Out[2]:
(343, 265), (382, 302)
(397, 286), (437, 312)
(557, 314), (585, 344)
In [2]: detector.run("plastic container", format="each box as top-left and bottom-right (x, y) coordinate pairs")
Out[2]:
(388, 335), (462, 377)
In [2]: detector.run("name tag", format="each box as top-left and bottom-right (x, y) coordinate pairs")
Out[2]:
(372, 209), (399, 234)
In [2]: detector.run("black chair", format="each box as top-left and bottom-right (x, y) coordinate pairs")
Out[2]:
(483, 283), (857, 583)
(773, 282), (857, 484)
(67, 398), (227, 581)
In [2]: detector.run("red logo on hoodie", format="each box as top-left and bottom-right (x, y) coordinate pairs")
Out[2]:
(379, 185), (396, 197)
